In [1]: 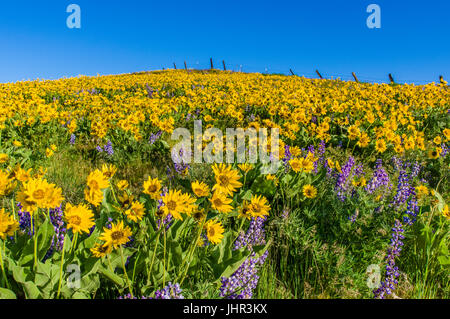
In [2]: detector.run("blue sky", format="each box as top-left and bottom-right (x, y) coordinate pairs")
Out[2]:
(0, 0), (449, 84)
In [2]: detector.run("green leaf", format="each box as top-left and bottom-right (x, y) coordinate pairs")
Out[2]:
(0, 288), (16, 299)
(98, 267), (125, 287)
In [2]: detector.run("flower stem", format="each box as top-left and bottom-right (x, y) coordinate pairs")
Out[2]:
(162, 227), (167, 287)
(178, 217), (206, 286)
(31, 215), (38, 269)
(120, 246), (133, 298)
(0, 240), (11, 289)
(147, 231), (161, 285)
(56, 236), (66, 299)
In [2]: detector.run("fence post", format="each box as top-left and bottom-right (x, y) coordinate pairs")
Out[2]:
(388, 73), (395, 84)
(210, 58), (214, 70)
(352, 72), (359, 82)
(173, 63), (177, 70)
(184, 61), (187, 71)
(289, 69), (295, 76)
(316, 69), (323, 79)
(222, 60), (226, 71)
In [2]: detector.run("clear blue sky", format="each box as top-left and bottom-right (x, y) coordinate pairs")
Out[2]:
(0, 0), (449, 84)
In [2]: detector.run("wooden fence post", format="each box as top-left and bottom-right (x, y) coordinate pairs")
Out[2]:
(388, 73), (395, 84)
(222, 60), (226, 71)
(352, 72), (359, 82)
(173, 63), (177, 70)
(316, 69), (323, 79)
(289, 69), (295, 76)
(184, 61), (187, 70)
(210, 58), (214, 70)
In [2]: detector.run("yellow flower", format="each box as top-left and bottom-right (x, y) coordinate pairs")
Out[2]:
(44, 183), (65, 209)
(204, 220), (224, 245)
(302, 184), (317, 199)
(46, 148), (54, 158)
(13, 140), (22, 147)
(238, 163), (253, 174)
(0, 208), (19, 239)
(87, 169), (109, 191)
(348, 125), (360, 140)
(101, 164), (117, 179)
(335, 161), (342, 173)
(50, 144), (57, 152)
(352, 177), (367, 187)
(375, 139), (387, 153)
(143, 176), (162, 200)
(238, 201), (253, 220)
(442, 204), (449, 219)
(248, 195), (270, 218)
(209, 191), (233, 214)
(116, 180), (129, 191)
(0, 153), (9, 164)
(15, 167), (32, 183)
(161, 189), (187, 220)
(415, 185), (429, 199)
(99, 221), (132, 249)
(64, 203), (95, 234)
(0, 170), (15, 197)
(191, 181), (210, 197)
(357, 132), (370, 148)
(433, 136), (442, 145)
(289, 158), (302, 173)
(84, 187), (103, 207)
(212, 163), (242, 196)
(17, 178), (57, 212)
(125, 201), (145, 222)
(443, 129), (450, 142)
(427, 148), (440, 160)
(91, 243), (112, 258)
(326, 158), (335, 169)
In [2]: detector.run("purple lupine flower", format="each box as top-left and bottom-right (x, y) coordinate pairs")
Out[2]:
(348, 209), (359, 223)
(282, 144), (292, 171)
(403, 196), (419, 226)
(373, 220), (405, 299)
(43, 206), (66, 262)
(96, 145), (103, 153)
(153, 282), (184, 299)
(220, 251), (269, 299)
(335, 156), (355, 201)
(365, 160), (391, 196)
(104, 140), (114, 156)
(220, 217), (268, 299)
(411, 161), (421, 178)
(234, 217), (266, 250)
(281, 208), (290, 219)
(391, 156), (404, 172)
(441, 144), (448, 157)
(17, 202), (33, 236)
(149, 131), (162, 145)
(69, 134), (76, 146)
(390, 170), (413, 210)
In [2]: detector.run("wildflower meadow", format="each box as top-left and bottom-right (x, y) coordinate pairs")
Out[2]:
(0, 69), (448, 299)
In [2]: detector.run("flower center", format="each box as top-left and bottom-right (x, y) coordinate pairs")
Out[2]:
(69, 215), (82, 226)
(218, 175), (229, 187)
(166, 200), (177, 211)
(111, 231), (124, 241)
(33, 189), (45, 200)
(213, 198), (223, 207)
